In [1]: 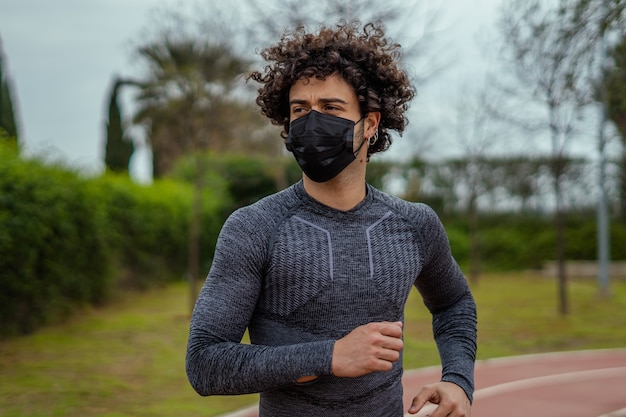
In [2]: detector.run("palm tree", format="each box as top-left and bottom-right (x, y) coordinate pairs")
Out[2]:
(132, 37), (252, 177)
(131, 34), (255, 311)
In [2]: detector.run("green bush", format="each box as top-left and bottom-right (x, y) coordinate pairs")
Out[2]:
(168, 152), (298, 214)
(444, 213), (626, 272)
(93, 173), (224, 289)
(95, 175), (185, 288)
(216, 153), (283, 208)
(0, 144), (226, 338)
(611, 223), (626, 259)
(0, 145), (111, 336)
(444, 226), (470, 268)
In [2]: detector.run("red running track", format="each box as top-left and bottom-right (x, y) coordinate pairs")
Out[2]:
(403, 349), (626, 417)
(222, 349), (626, 417)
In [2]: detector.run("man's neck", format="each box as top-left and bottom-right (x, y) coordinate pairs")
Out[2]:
(302, 175), (367, 212)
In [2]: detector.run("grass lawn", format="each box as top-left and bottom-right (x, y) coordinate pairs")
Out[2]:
(1, 272), (625, 417)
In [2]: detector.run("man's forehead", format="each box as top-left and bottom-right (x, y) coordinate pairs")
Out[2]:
(289, 74), (356, 100)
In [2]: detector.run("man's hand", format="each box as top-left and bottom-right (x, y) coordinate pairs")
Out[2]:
(408, 382), (470, 416)
(331, 321), (403, 378)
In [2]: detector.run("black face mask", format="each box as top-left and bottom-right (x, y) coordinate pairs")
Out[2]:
(285, 110), (366, 183)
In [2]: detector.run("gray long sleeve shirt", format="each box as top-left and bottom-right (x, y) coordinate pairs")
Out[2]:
(186, 181), (477, 416)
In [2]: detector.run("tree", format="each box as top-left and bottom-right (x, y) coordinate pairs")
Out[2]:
(497, 0), (596, 315)
(104, 77), (135, 173)
(0, 36), (19, 145)
(136, 36), (249, 311)
(238, 0), (443, 70)
(132, 36), (252, 177)
(564, 0), (625, 298)
(128, 9), (265, 311)
(450, 79), (508, 284)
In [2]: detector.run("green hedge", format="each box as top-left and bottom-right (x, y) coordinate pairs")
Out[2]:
(168, 152), (300, 214)
(445, 214), (626, 272)
(0, 145), (225, 338)
(94, 174), (190, 288)
(0, 146), (110, 336)
(93, 174), (219, 289)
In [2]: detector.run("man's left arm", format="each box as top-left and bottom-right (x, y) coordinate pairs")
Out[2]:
(408, 291), (477, 416)
(432, 291), (477, 401)
(411, 205), (478, 415)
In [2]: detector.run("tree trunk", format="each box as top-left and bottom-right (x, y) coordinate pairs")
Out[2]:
(621, 141), (626, 221)
(555, 202), (568, 315)
(554, 156), (569, 315)
(468, 193), (481, 285)
(188, 152), (204, 315)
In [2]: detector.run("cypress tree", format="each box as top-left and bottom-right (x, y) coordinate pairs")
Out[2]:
(104, 78), (134, 173)
(0, 37), (19, 144)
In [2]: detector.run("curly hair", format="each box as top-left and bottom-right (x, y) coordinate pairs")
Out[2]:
(246, 20), (416, 157)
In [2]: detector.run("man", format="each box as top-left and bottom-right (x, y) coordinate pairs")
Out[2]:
(186, 21), (477, 417)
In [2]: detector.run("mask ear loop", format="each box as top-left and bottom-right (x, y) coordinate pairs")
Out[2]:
(353, 133), (369, 156)
(352, 117), (370, 157)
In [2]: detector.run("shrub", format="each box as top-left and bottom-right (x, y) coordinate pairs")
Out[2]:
(444, 213), (626, 272)
(0, 144), (225, 338)
(93, 173), (224, 289)
(0, 145), (111, 336)
(168, 152), (297, 214)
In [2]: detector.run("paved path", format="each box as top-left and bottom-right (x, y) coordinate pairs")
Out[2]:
(403, 349), (626, 417)
(221, 349), (626, 417)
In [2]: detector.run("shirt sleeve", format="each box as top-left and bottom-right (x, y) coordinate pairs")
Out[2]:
(413, 205), (478, 402)
(185, 209), (335, 396)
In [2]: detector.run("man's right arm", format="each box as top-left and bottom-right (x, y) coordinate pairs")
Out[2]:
(185, 212), (335, 396)
(186, 324), (335, 395)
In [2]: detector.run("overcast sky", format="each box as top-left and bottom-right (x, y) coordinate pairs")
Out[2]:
(0, 0), (503, 182)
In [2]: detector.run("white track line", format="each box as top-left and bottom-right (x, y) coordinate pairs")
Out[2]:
(474, 367), (626, 399)
(598, 407), (626, 417)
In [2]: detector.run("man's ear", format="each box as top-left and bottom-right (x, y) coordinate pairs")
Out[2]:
(365, 112), (381, 138)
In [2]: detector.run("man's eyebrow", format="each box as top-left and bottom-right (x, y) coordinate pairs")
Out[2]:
(288, 97), (349, 106)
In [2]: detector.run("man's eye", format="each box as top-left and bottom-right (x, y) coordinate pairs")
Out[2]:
(292, 107), (309, 116)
